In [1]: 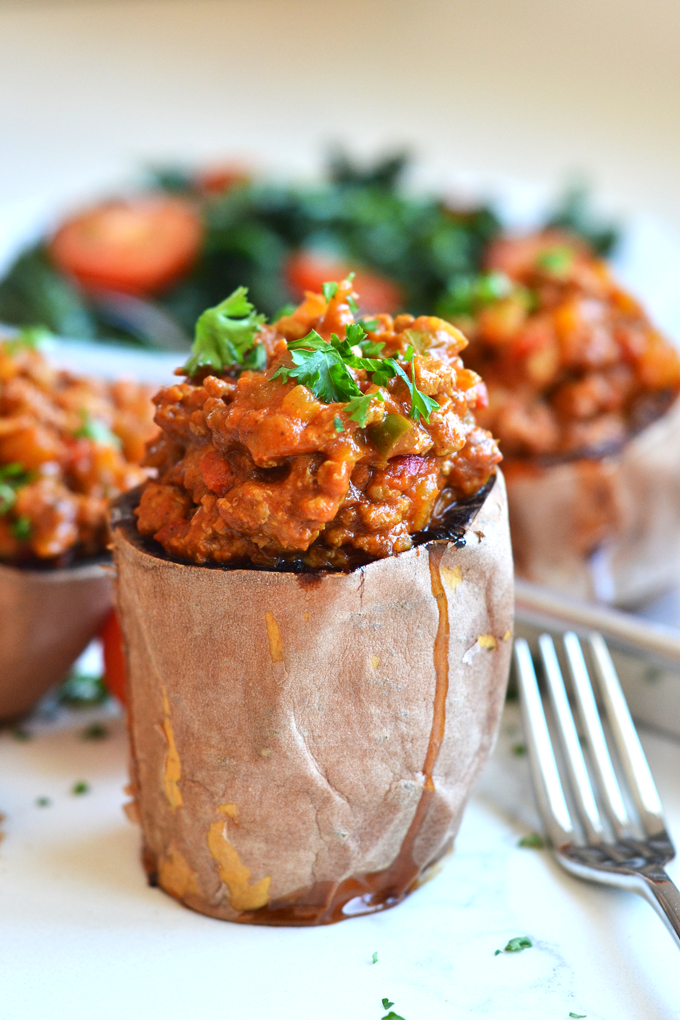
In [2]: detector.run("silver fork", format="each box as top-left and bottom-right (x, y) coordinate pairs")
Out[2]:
(515, 630), (680, 949)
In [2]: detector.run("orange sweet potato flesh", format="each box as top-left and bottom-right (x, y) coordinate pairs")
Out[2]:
(111, 472), (513, 925)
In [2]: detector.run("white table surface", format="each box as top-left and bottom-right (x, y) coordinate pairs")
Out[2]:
(1, 700), (678, 1020)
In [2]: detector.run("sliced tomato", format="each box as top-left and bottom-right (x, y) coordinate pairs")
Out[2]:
(285, 251), (402, 314)
(100, 609), (127, 706)
(49, 197), (203, 297)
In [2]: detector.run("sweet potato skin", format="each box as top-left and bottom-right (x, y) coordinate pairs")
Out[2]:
(507, 396), (680, 605)
(111, 473), (513, 924)
(0, 560), (112, 721)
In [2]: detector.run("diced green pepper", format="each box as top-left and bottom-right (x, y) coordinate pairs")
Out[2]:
(367, 413), (413, 457)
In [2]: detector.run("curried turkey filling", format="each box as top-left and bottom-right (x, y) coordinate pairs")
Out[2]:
(136, 280), (501, 569)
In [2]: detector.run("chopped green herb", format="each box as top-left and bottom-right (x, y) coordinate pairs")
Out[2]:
(273, 303), (296, 322)
(71, 781), (90, 796)
(322, 281), (339, 303)
(81, 722), (109, 741)
(11, 727), (31, 741)
(437, 270), (512, 319)
(242, 342), (267, 371)
(569, 1014), (587, 1018)
(11, 515), (32, 541)
(512, 742), (526, 757)
(0, 463), (31, 516)
(183, 287), (266, 377)
(518, 832), (545, 849)
(536, 246), (574, 275)
(74, 413), (121, 448)
(6, 325), (52, 352)
(273, 323), (437, 423)
(494, 949), (501, 956)
(358, 319), (380, 335)
(371, 952), (378, 964)
(35, 796), (51, 807)
(382, 1012), (407, 1020)
(504, 936), (532, 952)
(382, 1001), (394, 1010)
(56, 672), (108, 708)
(359, 336), (385, 357)
(343, 391), (383, 427)
(346, 294), (360, 316)
(333, 416), (345, 433)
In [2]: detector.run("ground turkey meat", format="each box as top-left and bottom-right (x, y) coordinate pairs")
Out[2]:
(136, 279), (501, 568)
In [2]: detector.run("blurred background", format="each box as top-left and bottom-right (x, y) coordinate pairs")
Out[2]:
(0, 0), (679, 226)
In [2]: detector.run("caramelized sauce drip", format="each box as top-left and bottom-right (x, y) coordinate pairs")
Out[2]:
(238, 545), (451, 926)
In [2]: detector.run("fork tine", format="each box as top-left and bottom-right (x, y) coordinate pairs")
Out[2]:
(515, 638), (574, 847)
(563, 632), (631, 839)
(588, 633), (667, 837)
(538, 635), (605, 844)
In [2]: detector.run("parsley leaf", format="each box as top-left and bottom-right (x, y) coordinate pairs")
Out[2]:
(273, 303), (296, 321)
(390, 359), (439, 422)
(272, 330), (362, 404)
(347, 294), (359, 315)
(333, 416), (345, 433)
(75, 413), (121, 448)
(71, 780), (90, 795)
(183, 287), (266, 376)
(322, 281), (339, 303)
(382, 1000), (394, 1010)
(11, 515), (31, 541)
(512, 742), (526, 756)
(569, 1013), (587, 1018)
(371, 952), (378, 964)
(0, 463), (31, 515)
(6, 325), (52, 353)
(359, 335), (384, 356)
(343, 391), (383, 427)
(504, 936), (532, 952)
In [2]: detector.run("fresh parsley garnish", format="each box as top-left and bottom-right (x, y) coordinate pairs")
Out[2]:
(536, 246), (574, 275)
(11, 515), (31, 541)
(0, 463), (31, 515)
(371, 952), (378, 964)
(518, 833), (545, 849)
(503, 936), (532, 952)
(273, 303), (296, 321)
(346, 293), (359, 315)
(333, 416), (345, 433)
(322, 281), (339, 302)
(569, 1013), (587, 1018)
(74, 413), (121, 448)
(273, 323), (437, 424)
(272, 329), (362, 404)
(512, 742), (526, 757)
(381, 999), (407, 1015)
(6, 325), (52, 352)
(183, 287), (266, 376)
(35, 796), (51, 807)
(72, 781), (90, 796)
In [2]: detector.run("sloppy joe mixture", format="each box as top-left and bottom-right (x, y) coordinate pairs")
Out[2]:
(136, 279), (501, 568)
(454, 231), (680, 461)
(0, 332), (157, 564)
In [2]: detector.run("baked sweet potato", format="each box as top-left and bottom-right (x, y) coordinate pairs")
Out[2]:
(111, 473), (513, 924)
(506, 395), (680, 604)
(0, 559), (112, 721)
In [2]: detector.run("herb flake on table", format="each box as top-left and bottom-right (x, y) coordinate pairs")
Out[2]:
(71, 781), (90, 796)
(569, 1013), (587, 1018)
(518, 832), (545, 848)
(35, 796), (51, 807)
(81, 722), (109, 741)
(501, 936), (533, 953)
(381, 1001), (407, 1020)
(512, 742), (526, 756)
(371, 951), (378, 964)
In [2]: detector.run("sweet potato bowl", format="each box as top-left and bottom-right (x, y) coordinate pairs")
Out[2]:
(458, 231), (680, 604)
(0, 330), (156, 720)
(112, 280), (514, 924)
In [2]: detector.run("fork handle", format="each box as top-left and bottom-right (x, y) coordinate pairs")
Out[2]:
(640, 871), (680, 949)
